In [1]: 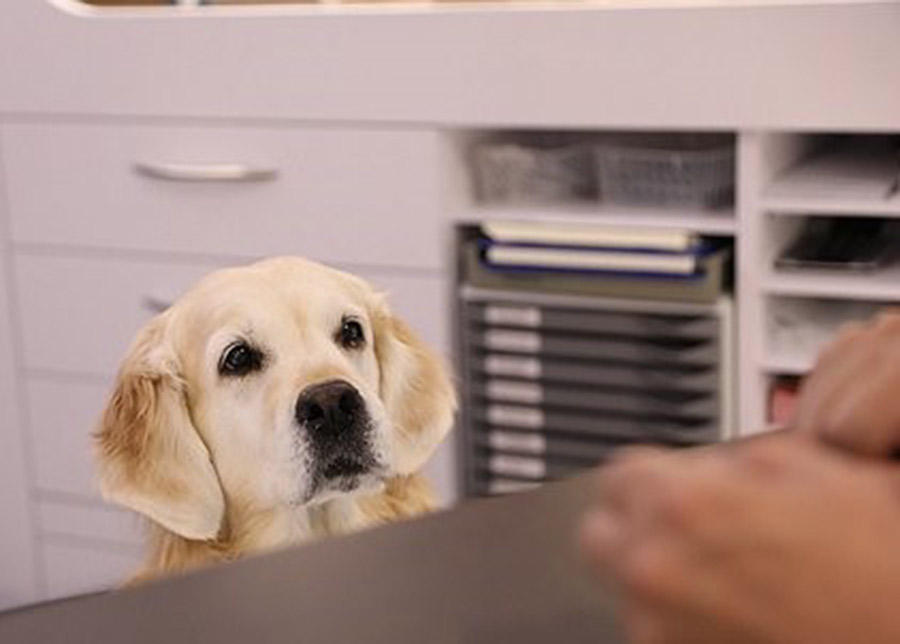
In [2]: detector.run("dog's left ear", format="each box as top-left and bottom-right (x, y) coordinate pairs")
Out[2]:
(372, 304), (457, 475)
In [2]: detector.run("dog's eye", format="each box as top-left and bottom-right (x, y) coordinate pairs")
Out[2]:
(219, 342), (262, 376)
(338, 318), (365, 350)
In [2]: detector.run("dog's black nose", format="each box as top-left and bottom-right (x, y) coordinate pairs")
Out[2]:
(296, 380), (364, 437)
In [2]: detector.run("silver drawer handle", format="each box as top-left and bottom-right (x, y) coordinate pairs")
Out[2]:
(142, 296), (173, 314)
(134, 162), (278, 182)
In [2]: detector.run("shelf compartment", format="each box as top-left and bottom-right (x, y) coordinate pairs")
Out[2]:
(763, 141), (900, 217)
(762, 296), (888, 374)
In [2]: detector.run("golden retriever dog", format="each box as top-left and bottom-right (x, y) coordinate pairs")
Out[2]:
(94, 257), (456, 582)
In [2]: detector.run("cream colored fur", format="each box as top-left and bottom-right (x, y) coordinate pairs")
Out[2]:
(94, 257), (456, 582)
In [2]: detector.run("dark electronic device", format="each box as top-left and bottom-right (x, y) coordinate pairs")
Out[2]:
(776, 217), (899, 272)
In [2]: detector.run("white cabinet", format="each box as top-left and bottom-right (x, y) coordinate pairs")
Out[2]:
(27, 377), (113, 500)
(16, 255), (223, 376)
(38, 501), (144, 549)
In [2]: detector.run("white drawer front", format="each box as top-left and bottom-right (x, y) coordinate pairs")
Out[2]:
(39, 501), (144, 548)
(3, 124), (446, 269)
(27, 377), (111, 499)
(16, 254), (222, 375)
(42, 540), (141, 601)
(16, 254), (448, 377)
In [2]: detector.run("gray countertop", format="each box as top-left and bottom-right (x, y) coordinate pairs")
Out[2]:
(0, 474), (623, 644)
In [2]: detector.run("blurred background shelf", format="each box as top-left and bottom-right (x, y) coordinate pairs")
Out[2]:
(762, 296), (887, 377)
(759, 351), (813, 376)
(762, 265), (900, 300)
(763, 143), (900, 216)
(762, 193), (900, 217)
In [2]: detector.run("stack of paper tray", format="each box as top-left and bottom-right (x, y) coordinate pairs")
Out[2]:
(462, 238), (730, 303)
(457, 286), (734, 497)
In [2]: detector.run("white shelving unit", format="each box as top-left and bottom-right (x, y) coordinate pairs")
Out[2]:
(743, 135), (900, 432)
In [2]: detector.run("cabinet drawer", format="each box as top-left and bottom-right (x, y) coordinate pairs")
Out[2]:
(42, 540), (141, 601)
(27, 377), (111, 499)
(38, 500), (144, 548)
(16, 254), (221, 375)
(3, 123), (446, 269)
(16, 254), (449, 377)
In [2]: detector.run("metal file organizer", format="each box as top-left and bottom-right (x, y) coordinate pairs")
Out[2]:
(457, 286), (735, 498)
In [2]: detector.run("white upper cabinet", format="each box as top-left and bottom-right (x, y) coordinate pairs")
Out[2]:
(2, 1), (900, 130)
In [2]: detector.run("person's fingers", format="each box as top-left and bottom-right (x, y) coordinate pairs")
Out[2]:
(579, 508), (626, 572)
(806, 320), (867, 377)
(601, 444), (765, 536)
(821, 358), (900, 456)
(596, 445), (674, 518)
(612, 533), (764, 643)
(792, 322), (873, 434)
(735, 432), (835, 479)
(587, 445), (816, 643)
(585, 446), (723, 581)
(793, 312), (900, 458)
(621, 602), (666, 644)
(872, 309), (900, 333)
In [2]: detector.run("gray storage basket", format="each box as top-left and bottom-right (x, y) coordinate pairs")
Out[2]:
(473, 140), (596, 204)
(597, 142), (735, 209)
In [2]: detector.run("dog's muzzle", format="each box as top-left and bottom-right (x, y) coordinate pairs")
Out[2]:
(295, 379), (375, 480)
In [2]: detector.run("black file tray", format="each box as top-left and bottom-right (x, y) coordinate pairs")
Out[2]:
(470, 328), (718, 367)
(474, 352), (719, 393)
(468, 302), (718, 339)
(472, 404), (719, 444)
(473, 378), (719, 418)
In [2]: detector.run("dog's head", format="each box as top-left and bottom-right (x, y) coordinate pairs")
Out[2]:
(94, 257), (455, 541)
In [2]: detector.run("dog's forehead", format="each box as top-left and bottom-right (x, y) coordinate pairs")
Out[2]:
(180, 258), (374, 328)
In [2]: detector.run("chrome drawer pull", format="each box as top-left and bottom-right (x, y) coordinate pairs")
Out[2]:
(142, 296), (173, 314)
(133, 162), (278, 183)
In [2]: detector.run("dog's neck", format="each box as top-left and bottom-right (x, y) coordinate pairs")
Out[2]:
(129, 474), (435, 585)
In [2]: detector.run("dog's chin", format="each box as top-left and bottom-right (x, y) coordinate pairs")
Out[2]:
(303, 464), (388, 506)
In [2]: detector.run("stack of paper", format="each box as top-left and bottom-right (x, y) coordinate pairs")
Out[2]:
(480, 220), (711, 277)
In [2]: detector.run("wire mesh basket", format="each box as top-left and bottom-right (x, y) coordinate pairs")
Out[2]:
(597, 137), (735, 209)
(472, 137), (596, 204)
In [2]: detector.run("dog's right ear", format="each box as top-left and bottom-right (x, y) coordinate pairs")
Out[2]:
(94, 315), (225, 541)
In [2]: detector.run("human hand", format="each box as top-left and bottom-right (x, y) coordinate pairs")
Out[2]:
(793, 311), (900, 457)
(578, 437), (900, 644)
